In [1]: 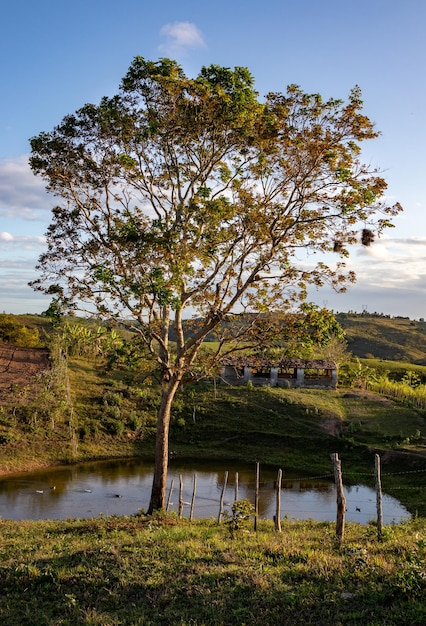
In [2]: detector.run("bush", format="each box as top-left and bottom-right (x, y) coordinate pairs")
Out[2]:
(226, 498), (255, 533)
(103, 417), (125, 435)
(0, 429), (19, 444)
(105, 405), (121, 419)
(0, 314), (41, 347)
(128, 411), (143, 431)
(102, 391), (123, 407)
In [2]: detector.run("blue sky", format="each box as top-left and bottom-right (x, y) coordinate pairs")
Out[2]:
(1, 0), (426, 318)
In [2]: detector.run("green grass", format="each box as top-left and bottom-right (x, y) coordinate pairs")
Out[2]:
(360, 357), (426, 381)
(168, 384), (426, 463)
(0, 513), (425, 625)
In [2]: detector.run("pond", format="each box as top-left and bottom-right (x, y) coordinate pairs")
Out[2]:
(0, 458), (410, 524)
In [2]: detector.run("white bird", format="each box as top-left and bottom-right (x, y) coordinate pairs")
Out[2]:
(36, 490), (44, 494)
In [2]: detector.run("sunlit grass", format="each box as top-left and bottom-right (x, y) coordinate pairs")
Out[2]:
(0, 514), (425, 625)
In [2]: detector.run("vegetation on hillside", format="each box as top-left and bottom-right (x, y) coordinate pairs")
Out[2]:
(337, 312), (426, 365)
(1, 314), (426, 516)
(0, 314), (43, 348)
(0, 313), (425, 506)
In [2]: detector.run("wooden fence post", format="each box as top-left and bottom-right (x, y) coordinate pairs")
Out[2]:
(275, 468), (282, 532)
(218, 470), (228, 524)
(178, 474), (184, 519)
(254, 462), (260, 531)
(331, 453), (346, 544)
(190, 473), (197, 522)
(375, 454), (383, 540)
(166, 479), (174, 512)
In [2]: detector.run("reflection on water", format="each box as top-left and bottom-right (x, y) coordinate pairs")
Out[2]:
(0, 458), (410, 524)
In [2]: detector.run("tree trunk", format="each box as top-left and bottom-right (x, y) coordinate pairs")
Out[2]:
(147, 378), (180, 514)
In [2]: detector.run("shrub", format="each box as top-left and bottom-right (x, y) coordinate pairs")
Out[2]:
(0, 314), (41, 347)
(103, 405), (121, 421)
(103, 417), (125, 435)
(102, 391), (122, 407)
(226, 498), (255, 533)
(128, 411), (143, 431)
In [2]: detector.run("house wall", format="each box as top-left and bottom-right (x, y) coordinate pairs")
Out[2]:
(221, 365), (337, 389)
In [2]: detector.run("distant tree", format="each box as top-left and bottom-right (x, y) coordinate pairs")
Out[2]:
(42, 297), (64, 327)
(289, 303), (346, 357)
(29, 57), (402, 512)
(316, 336), (350, 369)
(253, 304), (346, 359)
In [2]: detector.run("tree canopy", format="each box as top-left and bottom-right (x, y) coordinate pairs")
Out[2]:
(30, 57), (402, 511)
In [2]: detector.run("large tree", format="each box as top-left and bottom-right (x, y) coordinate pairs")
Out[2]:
(30, 57), (401, 512)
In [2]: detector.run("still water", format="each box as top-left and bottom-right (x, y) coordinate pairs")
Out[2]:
(0, 458), (410, 524)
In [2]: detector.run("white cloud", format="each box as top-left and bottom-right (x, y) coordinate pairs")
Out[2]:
(345, 238), (426, 289)
(306, 236), (426, 318)
(0, 232), (45, 250)
(0, 231), (14, 241)
(159, 22), (206, 55)
(0, 155), (52, 220)
(0, 262), (51, 314)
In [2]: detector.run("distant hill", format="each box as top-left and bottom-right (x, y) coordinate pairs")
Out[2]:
(336, 313), (426, 364)
(4, 311), (426, 366)
(172, 312), (426, 366)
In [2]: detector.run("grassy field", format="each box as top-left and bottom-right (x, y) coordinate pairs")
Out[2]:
(0, 513), (425, 625)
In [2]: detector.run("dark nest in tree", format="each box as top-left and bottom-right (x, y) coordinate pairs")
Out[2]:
(361, 228), (375, 247)
(333, 240), (344, 253)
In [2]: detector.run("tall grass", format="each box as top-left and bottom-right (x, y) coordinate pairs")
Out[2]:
(371, 377), (426, 410)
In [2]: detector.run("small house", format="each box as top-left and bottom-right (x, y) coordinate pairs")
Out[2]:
(220, 356), (337, 389)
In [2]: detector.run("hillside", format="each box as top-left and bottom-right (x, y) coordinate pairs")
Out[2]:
(4, 311), (426, 364)
(0, 344), (50, 393)
(336, 313), (426, 363)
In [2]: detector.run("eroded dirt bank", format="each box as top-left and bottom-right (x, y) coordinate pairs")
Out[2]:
(0, 344), (50, 396)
